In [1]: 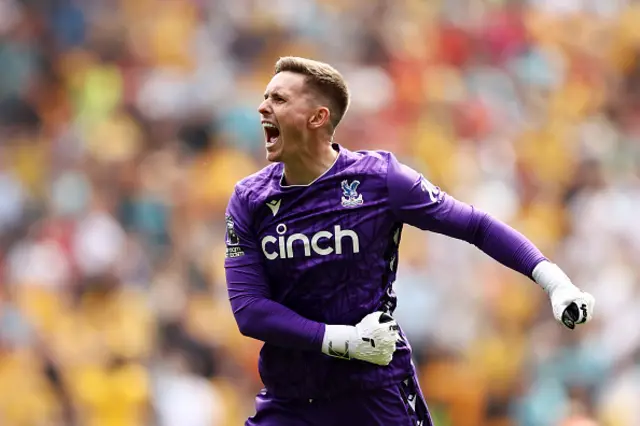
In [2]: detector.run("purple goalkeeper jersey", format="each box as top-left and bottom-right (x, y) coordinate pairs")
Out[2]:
(224, 144), (545, 399)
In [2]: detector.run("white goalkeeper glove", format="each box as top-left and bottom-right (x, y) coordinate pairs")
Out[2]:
(321, 312), (400, 366)
(533, 261), (595, 329)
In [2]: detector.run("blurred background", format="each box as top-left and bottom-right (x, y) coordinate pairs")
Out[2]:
(1, 0), (640, 425)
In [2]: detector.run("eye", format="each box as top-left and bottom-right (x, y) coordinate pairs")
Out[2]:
(272, 95), (285, 103)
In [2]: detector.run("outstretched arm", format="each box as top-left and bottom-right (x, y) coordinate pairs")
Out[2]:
(386, 154), (545, 277)
(386, 153), (594, 328)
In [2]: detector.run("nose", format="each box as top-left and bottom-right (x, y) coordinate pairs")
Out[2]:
(258, 99), (270, 115)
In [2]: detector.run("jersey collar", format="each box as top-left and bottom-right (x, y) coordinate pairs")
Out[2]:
(279, 143), (343, 188)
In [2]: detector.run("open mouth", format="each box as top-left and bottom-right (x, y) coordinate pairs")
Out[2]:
(263, 122), (281, 147)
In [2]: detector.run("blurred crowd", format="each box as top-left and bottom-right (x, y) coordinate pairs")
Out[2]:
(1, 0), (640, 425)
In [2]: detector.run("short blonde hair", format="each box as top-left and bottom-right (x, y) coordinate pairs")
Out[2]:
(274, 56), (350, 130)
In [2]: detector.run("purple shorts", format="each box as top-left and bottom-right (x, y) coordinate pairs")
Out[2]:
(246, 374), (433, 426)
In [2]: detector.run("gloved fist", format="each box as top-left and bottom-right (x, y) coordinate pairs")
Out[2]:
(533, 261), (595, 330)
(549, 285), (596, 330)
(322, 312), (400, 366)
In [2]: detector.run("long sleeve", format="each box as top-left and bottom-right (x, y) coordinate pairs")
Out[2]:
(224, 187), (325, 351)
(386, 153), (547, 278)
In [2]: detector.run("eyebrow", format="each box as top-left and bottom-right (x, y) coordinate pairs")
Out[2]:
(264, 90), (286, 99)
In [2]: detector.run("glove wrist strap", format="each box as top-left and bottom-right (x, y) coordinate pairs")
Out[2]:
(532, 260), (575, 295)
(321, 325), (355, 360)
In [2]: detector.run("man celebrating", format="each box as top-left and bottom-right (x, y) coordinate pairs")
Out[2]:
(224, 56), (595, 426)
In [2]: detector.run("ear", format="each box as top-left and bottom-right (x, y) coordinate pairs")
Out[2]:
(308, 107), (330, 130)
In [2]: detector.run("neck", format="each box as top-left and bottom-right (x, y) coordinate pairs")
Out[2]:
(283, 142), (338, 186)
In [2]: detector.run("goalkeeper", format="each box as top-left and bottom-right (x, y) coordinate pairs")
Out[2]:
(224, 56), (595, 426)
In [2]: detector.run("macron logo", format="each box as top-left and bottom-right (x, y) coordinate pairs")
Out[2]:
(266, 199), (281, 216)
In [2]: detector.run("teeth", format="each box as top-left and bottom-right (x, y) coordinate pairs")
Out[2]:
(262, 123), (278, 130)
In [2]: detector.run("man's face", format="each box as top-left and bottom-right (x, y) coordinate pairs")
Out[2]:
(258, 71), (316, 163)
